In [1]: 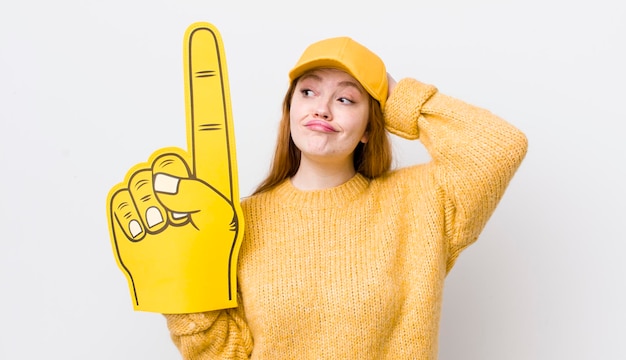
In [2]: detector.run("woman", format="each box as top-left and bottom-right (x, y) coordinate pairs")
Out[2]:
(165, 36), (528, 359)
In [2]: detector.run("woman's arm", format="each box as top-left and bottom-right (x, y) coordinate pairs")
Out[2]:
(164, 299), (252, 359)
(384, 78), (528, 270)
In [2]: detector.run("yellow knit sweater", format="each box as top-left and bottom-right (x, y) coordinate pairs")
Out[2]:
(165, 79), (528, 359)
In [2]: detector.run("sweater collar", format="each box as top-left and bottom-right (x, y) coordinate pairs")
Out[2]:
(274, 173), (370, 209)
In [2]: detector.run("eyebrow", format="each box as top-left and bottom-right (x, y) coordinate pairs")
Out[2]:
(337, 80), (364, 94)
(299, 73), (365, 94)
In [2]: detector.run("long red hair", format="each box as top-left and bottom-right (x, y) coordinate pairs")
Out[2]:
(253, 74), (392, 195)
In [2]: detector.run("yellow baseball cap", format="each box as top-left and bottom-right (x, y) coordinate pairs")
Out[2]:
(288, 36), (388, 109)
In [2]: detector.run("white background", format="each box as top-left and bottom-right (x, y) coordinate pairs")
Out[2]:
(1, 0), (624, 359)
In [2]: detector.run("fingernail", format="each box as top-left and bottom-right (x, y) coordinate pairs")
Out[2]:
(129, 220), (142, 238)
(146, 207), (164, 228)
(154, 173), (180, 194)
(172, 212), (187, 219)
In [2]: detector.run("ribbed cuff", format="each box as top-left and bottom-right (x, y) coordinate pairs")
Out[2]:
(164, 311), (219, 336)
(383, 78), (438, 140)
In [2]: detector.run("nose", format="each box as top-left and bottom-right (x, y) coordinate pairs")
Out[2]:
(314, 98), (331, 120)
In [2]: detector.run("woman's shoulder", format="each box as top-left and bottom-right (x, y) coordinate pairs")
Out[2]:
(240, 190), (271, 207)
(240, 180), (287, 209)
(373, 162), (434, 186)
(361, 163), (434, 200)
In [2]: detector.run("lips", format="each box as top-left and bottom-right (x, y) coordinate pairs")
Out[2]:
(304, 120), (338, 132)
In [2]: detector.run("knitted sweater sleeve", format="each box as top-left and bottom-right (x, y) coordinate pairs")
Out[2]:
(163, 294), (253, 359)
(384, 78), (528, 270)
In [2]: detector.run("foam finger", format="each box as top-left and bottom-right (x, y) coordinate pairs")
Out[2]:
(110, 187), (145, 241)
(183, 22), (238, 202)
(128, 169), (168, 234)
(151, 150), (193, 225)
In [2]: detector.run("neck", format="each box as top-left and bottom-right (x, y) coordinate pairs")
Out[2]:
(291, 156), (356, 191)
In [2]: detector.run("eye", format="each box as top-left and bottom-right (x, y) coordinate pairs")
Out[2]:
(338, 97), (354, 104)
(301, 89), (314, 97)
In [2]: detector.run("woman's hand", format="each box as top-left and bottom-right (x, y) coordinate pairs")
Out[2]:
(386, 72), (397, 101)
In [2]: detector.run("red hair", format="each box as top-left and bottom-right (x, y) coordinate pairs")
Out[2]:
(253, 75), (392, 195)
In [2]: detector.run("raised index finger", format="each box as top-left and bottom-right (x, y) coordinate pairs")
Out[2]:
(184, 22), (238, 202)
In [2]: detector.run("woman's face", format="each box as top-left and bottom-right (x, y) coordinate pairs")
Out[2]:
(289, 68), (370, 166)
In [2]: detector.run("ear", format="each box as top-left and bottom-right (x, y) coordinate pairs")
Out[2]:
(360, 130), (369, 144)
